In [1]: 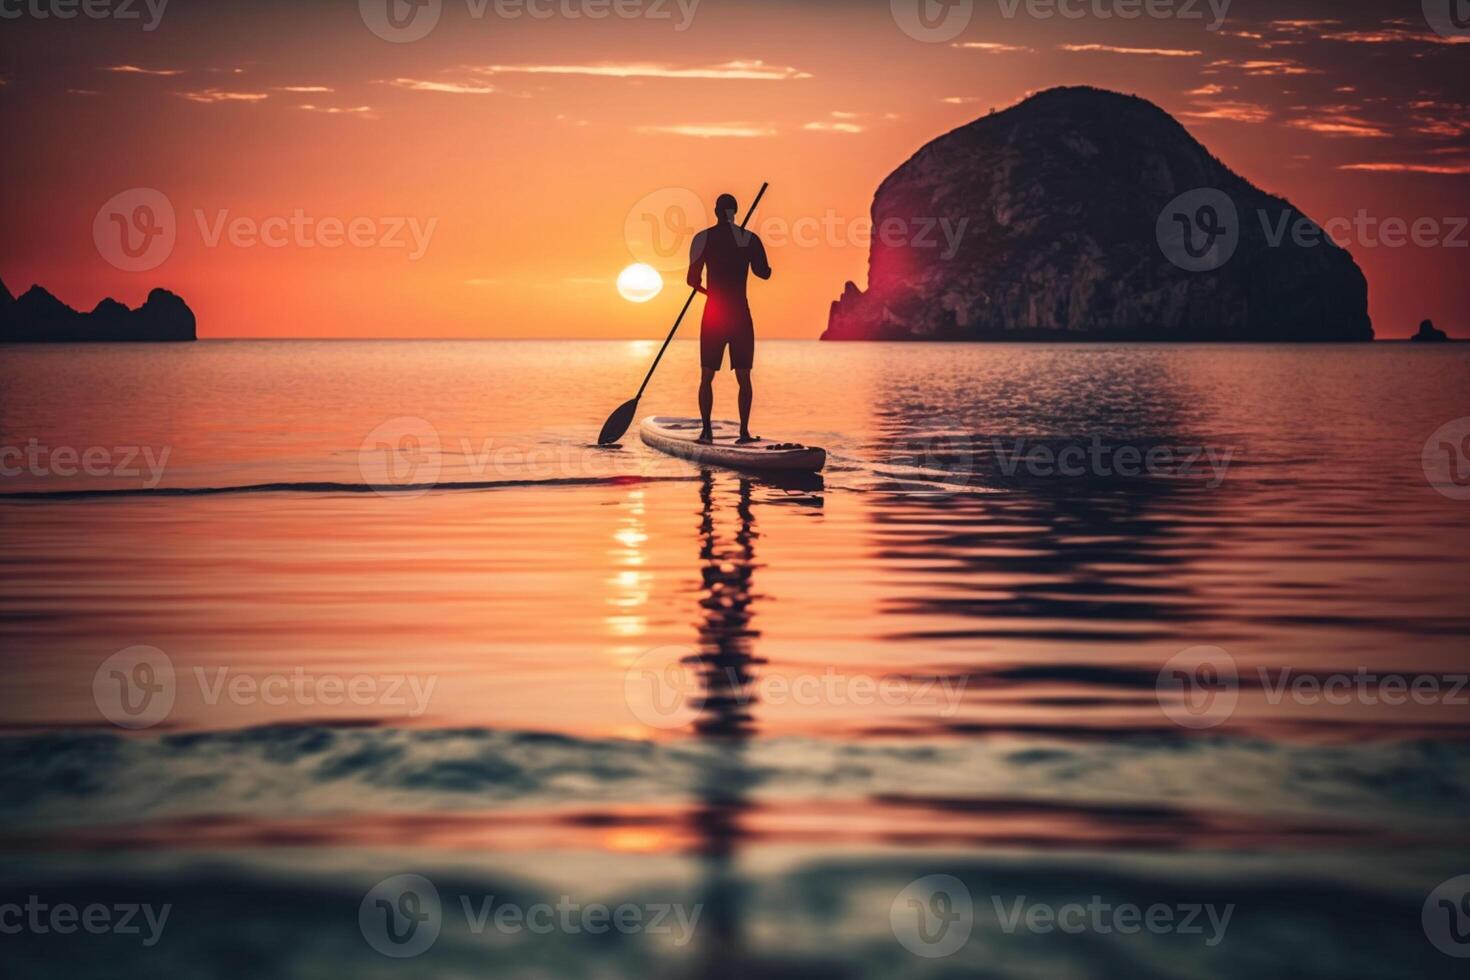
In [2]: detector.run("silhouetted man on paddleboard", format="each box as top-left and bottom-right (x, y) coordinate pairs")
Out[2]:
(688, 193), (771, 444)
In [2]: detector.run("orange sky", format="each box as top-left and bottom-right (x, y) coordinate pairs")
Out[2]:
(2, 0), (1467, 339)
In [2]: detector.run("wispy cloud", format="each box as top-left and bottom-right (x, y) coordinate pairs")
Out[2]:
(1287, 114), (1389, 138)
(1268, 19), (1340, 32)
(474, 60), (811, 81)
(104, 65), (183, 76)
(635, 123), (777, 138)
(803, 110), (869, 134)
(1059, 43), (1201, 57)
(299, 104), (376, 117)
(177, 88), (269, 104)
(953, 41), (1034, 54)
(384, 78), (495, 94)
(67, 88), (100, 96)
(1323, 28), (1470, 46)
(804, 121), (864, 134)
(1180, 101), (1272, 124)
(1340, 161), (1470, 175)
(277, 85), (334, 93)
(1186, 84), (1230, 96)
(1413, 119), (1470, 138)
(1206, 58), (1319, 76)
(1406, 100), (1470, 139)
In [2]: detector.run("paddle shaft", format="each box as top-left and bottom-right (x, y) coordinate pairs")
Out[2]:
(634, 182), (769, 400)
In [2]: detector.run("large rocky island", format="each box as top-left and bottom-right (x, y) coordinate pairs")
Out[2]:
(1, 276), (196, 342)
(824, 87), (1373, 342)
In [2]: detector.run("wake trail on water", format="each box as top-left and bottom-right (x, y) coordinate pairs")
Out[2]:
(0, 474), (704, 500)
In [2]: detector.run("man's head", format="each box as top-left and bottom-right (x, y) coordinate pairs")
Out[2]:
(715, 193), (738, 223)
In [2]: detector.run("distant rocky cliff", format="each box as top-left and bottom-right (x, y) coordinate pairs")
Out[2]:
(824, 87), (1372, 342)
(1411, 319), (1450, 342)
(0, 277), (196, 341)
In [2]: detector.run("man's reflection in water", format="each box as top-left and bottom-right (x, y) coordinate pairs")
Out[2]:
(682, 470), (823, 978)
(686, 471), (762, 976)
(692, 472), (762, 740)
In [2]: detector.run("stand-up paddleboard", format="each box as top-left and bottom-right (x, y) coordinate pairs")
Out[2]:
(640, 417), (826, 473)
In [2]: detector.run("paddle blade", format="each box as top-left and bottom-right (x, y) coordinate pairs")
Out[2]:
(597, 397), (640, 446)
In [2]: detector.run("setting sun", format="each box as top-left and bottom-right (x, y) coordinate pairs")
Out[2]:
(617, 263), (664, 304)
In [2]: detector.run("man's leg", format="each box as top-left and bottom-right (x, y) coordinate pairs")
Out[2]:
(698, 369), (716, 442)
(735, 369), (755, 442)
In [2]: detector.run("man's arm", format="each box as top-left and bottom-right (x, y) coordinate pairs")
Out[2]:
(686, 230), (708, 294)
(750, 233), (771, 281)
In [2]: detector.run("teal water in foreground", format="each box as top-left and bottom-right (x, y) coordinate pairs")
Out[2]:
(2, 341), (1469, 978)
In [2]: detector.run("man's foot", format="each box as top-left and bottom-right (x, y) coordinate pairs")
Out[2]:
(697, 428), (715, 444)
(736, 433), (760, 445)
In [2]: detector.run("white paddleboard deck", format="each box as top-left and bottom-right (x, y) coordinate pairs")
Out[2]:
(640, 417), (826, 473)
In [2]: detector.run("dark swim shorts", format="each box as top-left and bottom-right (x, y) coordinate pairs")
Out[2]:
(701, 323), (755, 371)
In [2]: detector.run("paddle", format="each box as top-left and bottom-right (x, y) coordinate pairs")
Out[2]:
(597, 182), (770, 446)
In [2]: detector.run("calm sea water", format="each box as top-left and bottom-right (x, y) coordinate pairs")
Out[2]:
(2, 340), (1469, 978)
